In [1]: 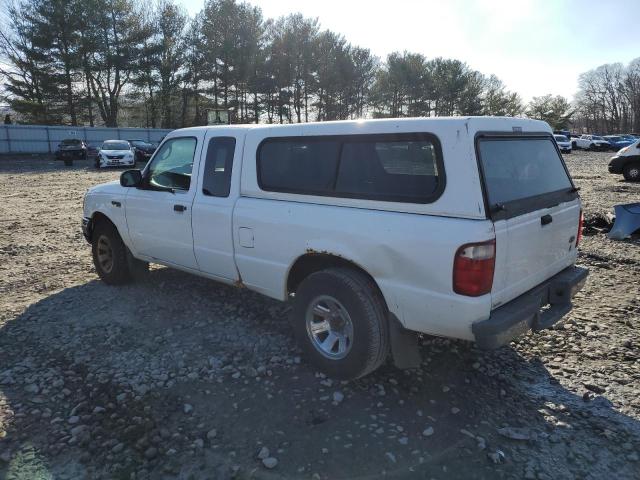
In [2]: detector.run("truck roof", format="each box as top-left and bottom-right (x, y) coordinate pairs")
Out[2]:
(173, 116), (551, 136)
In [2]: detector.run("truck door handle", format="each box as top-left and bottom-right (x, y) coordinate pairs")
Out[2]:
(541, 214), (553, 226)
(174, 204), (187, 212)
(111, 201), (121, 208)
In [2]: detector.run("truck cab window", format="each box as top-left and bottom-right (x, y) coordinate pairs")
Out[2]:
(202, 137), (236, 197)
(147, 137), (197, 191)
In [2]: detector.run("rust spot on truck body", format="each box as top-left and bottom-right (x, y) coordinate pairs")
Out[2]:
(305, 247), (342, 257)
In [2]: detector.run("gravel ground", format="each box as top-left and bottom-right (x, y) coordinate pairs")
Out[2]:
(0, 151), (639, 479)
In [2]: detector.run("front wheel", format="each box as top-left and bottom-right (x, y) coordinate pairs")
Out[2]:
(623, 163), (640, 182)
(291, 268), (390, 380)
(92, 221), (132, 285)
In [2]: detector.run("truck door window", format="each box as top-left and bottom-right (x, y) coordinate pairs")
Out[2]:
(146, 137), (197, 191)
(202, 137), (236, 197)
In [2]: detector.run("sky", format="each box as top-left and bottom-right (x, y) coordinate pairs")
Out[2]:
(177, 0), (640, 102)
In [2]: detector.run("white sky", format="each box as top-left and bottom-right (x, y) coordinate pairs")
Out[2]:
(178, 0), (640, 102)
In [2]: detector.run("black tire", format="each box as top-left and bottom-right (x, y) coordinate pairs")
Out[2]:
(571, 141), (577, 149)
(589, 143), (596, 151)
(94, 158), (101, 169)
(91, 220), (132, 285)
(63, 158), (73, 166)
(623, 163), (640, 182)
(291, 267), (390, 380)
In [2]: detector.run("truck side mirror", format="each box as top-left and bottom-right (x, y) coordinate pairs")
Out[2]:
(120, 169), (142, 187)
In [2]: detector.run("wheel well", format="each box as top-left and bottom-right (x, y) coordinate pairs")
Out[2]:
(287, 253), (386, 306)
(89, 212), (116, 240)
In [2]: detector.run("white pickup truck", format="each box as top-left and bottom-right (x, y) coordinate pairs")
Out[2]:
(82, 117), (588, 379)
(572, 134), (611, 151)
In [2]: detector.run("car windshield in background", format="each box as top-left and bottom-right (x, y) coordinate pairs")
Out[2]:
(131, 141), (153, 148)
(102, 141), (130, 150)
(554, 135), (568, 142)
(593, 136), (605, 140)
(478, 137), (572, 208)
(61, 139), (81, 145)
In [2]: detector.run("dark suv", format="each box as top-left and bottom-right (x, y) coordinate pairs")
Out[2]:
(55, 139), (88, 165)
(127, 139), (157, 163)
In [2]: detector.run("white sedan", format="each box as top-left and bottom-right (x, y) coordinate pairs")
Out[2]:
(554, 134), (572, 153)
(95, 140), (135, 169)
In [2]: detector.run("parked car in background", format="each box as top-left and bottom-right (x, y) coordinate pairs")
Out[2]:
(127, 139), (157, 163)
(86, 144), (100, 158)
(573, 135), (611, 151)
(554, 134), (572, 153)
(608, 138), (640, 181)
(81, 117), (587, 379)
(603, 135), (635, 151)
(55, 138), (87, 165)
(621, 134), (639, 141)
(95, 140), (135, 169)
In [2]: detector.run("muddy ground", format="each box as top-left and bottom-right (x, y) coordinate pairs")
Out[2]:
(0, 150), (639, 480)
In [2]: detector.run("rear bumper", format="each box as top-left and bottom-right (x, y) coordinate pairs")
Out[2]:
(472, 266), (589, 349)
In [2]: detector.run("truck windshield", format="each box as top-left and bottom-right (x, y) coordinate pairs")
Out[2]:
(477, 136), (572, 209)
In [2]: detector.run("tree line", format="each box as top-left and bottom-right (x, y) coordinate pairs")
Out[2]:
(0, 0), (601, 131)
(573, 59), (640, 134)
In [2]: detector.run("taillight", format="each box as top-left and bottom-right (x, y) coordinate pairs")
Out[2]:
(576, 209), (583, 247)
(453, 240), (496, 297)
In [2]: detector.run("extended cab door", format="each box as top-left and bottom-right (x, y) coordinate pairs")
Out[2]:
(191, 130), (244, 281)
(125, 134), (203, 270)
(476, 134), (581, 308)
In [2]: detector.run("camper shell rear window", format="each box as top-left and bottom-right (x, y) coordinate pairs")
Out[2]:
(476, 133), (577, 220)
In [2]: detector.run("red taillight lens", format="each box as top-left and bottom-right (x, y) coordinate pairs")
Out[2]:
(576, 209), (583, 247)
(453, 240), (496, 297)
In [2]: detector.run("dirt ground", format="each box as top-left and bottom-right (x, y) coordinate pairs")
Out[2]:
(0, 150), (639, 480)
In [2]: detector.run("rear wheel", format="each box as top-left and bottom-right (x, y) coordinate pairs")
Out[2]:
(291, 268), (390, 380)
(623, 163), (640, 182)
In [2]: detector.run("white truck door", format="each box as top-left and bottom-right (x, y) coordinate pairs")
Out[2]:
(125, 134), (202, 270)
(191, 129), (244, 281)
